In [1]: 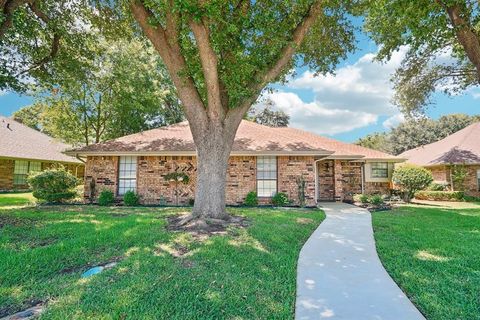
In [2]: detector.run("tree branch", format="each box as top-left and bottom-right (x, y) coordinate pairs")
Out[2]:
(190, 19), (223, 120)
(0, 0), (30, 38)
(229, 0), (324, 121)
(436, 1), (480, 81)
(130, 0), (208, 129)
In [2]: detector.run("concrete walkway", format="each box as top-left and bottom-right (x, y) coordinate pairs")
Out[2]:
(295, 203), (425, 320)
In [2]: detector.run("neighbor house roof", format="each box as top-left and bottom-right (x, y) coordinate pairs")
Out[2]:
(0, 116), (82, 164)
(400, 122), (480, 166)
(68, 120), (399, 160)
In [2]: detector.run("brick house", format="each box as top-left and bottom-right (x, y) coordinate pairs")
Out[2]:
(400, 122), (480, 197)
(68, 121), (402, 206)
(0, 116), (85, 191)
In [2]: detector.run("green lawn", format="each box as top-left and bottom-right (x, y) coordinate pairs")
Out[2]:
(0, 206), (324, 319)
(373, 206), (480, 320)
(0, 192), (35, 209)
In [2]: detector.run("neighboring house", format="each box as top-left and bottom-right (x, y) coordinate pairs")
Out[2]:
(68, 120), (402, 206)
(400, 122), (480, 197)
(0, 116), (85, 191)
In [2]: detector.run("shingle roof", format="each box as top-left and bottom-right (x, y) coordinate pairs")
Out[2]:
(0, 116), (82, 163)
(400, 122), (480, 166)
(69, 120), (399, 160)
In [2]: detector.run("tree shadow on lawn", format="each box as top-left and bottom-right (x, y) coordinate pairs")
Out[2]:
(1, 206), (322, 319)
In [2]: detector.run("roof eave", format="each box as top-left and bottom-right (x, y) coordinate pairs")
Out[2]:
(65, 150), (335, 157)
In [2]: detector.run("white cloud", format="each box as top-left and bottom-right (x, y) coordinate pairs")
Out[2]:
(264, 47), (408, 135)
(470, 88), (480, 99)
(382, 113), (405, 129)
(258, 92), (378, 135)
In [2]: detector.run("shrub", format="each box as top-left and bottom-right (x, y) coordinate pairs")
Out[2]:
(392, 165), (433, 202)
(271, 192), (289, 206)
(123, 190), (139, 206)
(28, 168), (78, 203)
(428, 182), (448, 191)
(296, 176), (306, 207)
(244, 191), (258, 206)
(369, 194), (384, 206)
(353, 193), (369, 204)
(98, 189), (115, 206)
(415, 190), (464, 201)
(188, 198), (195, 206)
(463, 195), (480, 202)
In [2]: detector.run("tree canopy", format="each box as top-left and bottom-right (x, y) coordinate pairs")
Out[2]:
(13, 38), (183, 146)
(355, 114), (480, 155)
(361, 0), (479, 114)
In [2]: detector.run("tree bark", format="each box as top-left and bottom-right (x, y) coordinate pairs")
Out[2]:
(436, 1), (480, 81)
(130, 0), (321, 220)
(191, 122), (237, 219)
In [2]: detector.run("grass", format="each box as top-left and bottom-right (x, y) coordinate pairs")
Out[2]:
(0, 205), (324, 319)
(373, 205), (480, 320)
(0, 192), (35, 209)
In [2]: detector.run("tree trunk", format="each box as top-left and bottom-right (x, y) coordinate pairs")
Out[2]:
(191, 120), (237, 219)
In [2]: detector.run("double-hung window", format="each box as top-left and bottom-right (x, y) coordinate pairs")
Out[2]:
(371, 162), (388, 178)
(118, 156), (137, 195)
(257, 156), (277, 197)
(13, 160), (41, 185)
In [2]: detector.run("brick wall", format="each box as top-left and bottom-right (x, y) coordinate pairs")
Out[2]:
(84, 156), (118, 200)
(277, 156), (316, 206)
(317, 159), (391, 201)
(341, 161), (363, 201)
(425, 165), (480, 197)
(318, 160), (334, 201)
(460, 165), (480, 197)
(0, 158), (14, 191)
(0, 158), (84, 191)
(137, 156), (197, 205)
(226, 156), (256, 205)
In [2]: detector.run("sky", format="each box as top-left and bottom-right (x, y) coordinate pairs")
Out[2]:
(1, 23), (479, 143)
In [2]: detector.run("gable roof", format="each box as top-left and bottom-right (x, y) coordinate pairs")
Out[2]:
(0, 116), (82, 164)
(68, 120), (399, 160)
(400, 122), (480, 166)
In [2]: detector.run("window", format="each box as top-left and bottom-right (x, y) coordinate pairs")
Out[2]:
(13, 160), (29, 185)
(257, 156), (277, 197)
(477, 170), (480, 192)
(371, 162), (388, 178)
(118, 156), (137, 195)
(13, 161), (42, 185)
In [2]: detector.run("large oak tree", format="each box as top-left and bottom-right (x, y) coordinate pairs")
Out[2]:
(117, 0), (355, 220)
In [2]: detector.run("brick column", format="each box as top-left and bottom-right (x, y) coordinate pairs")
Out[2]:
(334, 160), (344, 202)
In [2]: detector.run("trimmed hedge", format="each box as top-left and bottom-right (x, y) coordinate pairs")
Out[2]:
(28, 169), (78, 203)
(415, 191), (464, 201)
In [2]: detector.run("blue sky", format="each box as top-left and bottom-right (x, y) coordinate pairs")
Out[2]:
(1, 24), (478, 142)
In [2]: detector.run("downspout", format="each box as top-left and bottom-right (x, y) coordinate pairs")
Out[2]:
(75, 154), (86, 164)
(314, 159), (322, 203)
(361, 163), (365, 194)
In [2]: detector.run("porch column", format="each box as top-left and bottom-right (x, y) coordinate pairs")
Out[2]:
(334, 160), (344, 202)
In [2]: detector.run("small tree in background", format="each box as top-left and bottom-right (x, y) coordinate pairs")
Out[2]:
(28, 168), (79, 203)
(451, 164), (468, 191)
(392, 165), (433, 202)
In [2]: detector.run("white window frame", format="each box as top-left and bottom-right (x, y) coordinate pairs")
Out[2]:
(118, 156), (137, 195)
(371, 162), (389, 178)
(13, 160), (42, 185)
(256, 156), (277, 197)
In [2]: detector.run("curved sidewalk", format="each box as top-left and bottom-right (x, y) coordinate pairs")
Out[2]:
(295, 203), (424, 320)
